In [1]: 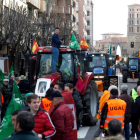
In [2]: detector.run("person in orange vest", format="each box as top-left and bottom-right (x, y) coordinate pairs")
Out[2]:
(40, 87), (53, 113)
(93, 85), (118, 139)
(100, 89), (126, 136)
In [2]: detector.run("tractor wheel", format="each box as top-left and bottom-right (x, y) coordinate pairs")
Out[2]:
(123, 71), (127, 83)
(109, 78), (118, 87)
(82, 80), (98, 126)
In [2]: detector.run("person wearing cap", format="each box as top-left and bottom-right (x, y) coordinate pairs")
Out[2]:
(1, 76), (12, 121)
(100, 89), (126, 136)
(119, 84), (133, 140)
(49, 91), (74, 140)
(18, 75), (29, 93)
(22, 92), (34, 110)
(131, 86), (140, 139)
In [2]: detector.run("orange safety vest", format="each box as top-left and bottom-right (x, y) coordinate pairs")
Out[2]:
(96, 90), (110, 120)
(42, 98), (52, 112)
(104, 99), (126, 130)
(1, 93), (4, 103)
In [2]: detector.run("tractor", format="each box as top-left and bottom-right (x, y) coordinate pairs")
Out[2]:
(84, 52), (118, 91)
(122, 57), (140, 83)
(28, 46), (98, 126)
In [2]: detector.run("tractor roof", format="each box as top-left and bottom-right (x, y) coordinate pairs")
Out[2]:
(129, 57), (139, 59)
(38, 46), (88, 53)
(88, 52), (106, 55)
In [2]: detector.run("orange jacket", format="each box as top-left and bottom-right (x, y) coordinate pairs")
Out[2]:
(40, 97), (52, 112)
(104, 99), (126, 130)
(1, 93), (4, 103)
(96, 90), (110, 120)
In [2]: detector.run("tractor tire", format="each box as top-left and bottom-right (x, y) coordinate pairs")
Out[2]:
(123, 71), (127, 83)
(109, 78), (118, 87)
(82, 80), (98, 126)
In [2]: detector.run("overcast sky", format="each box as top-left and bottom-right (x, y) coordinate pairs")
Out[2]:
(93, 0), (140, 42)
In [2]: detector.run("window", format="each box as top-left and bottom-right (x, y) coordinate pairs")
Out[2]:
(132, 14), (134, 18)
(87, 30), (90, 35)
(137, 27), (139, 32)
(105, 36), (106, 39)
(137, 14), (139, 18)
(102, 45), (104, 50)
(129, 27), (131, 32)
(137, 20), (139, 25)
(87, 11), (90, 16)
(132, 9), (134, 11)
(129, 20), (131, 25)
(113, 47), (115, 51)
(137, 9), (139, 11)
(130, 9), (131, 11)
(87, 21), (90, 25)
(130, 14), (131, 19)
(132, 20), (133, 25)
(122, 46), (123, 49)
(132, 27), (133, 32)
(87, 40), (90, 44)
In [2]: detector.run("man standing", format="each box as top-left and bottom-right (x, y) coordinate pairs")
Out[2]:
(4, 111), (41, 140)
(119, 85), (134, 140)
(100, 89), (126, 136)
(131, 86), (140, 139)
(48, 91), (74, 140)
(51, 27), (62, 73)
(26, 94), (56, 139)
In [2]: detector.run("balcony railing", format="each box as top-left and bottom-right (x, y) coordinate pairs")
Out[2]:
(83, 17), (87, 26)
(52, 6), (71, 14)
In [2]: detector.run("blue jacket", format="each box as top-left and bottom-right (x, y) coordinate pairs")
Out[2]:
(51, 33), (62, 49)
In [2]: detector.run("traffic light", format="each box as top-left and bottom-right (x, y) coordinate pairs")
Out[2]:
(131, 42), (134, 48)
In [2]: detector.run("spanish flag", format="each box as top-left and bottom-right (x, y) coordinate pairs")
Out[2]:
(32, 40), (39, 54)
(80, 38), (89, 48)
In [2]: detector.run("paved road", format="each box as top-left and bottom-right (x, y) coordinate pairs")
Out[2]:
(78, 69), (137, 140)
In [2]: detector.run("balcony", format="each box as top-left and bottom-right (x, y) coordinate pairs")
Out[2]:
(86, 5), (91, 11)
(83, 29), (87, 37)
(52, 6), (71, 14)
(26, 0), (40, 9)
(86, 25), (90, 30)
(76, 6), (79, 12)
(83, 17), (87, 26)
(83, 5), (87, 16)
(86, 16), (90, 20)
(87, 35), (90, 40)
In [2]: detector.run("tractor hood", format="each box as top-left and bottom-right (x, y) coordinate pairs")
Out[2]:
(93, 68), (104, 75)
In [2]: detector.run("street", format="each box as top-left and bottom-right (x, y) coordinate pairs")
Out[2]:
(78, 68), (137, 140)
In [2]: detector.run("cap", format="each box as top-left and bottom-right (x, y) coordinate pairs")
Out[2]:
(121, 85), (128, 92)
(48, 91), (63, 100)
(25, 92), (34, 100)
(3, 76), (9, 82)
(110, 89), (118, 95)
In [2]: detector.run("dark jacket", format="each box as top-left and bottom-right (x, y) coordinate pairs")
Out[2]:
(51, 33), (62, 49)
(4, 130), (41, 140)
(27, 107), (56, 139)
(21, 103), (30, 110)
(130, 86), (137, 96)
(119, 92), (134, 123)
(1, 84), (12, 105)
(72, 89), (83, 113)
(50, 101), (74, 140)
(131, 96), (140, 130)
(18, 80), (29, 92)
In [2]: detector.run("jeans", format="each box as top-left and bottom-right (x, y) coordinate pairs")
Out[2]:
(136, 130), (140, 139)
(123, 123), (130, 140)
(51, 47), (59, 73)
(93, 126), (101, 139)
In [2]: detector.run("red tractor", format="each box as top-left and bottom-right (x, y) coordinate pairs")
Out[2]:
(29, 46), (98, 126)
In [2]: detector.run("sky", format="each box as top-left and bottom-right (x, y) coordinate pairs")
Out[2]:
(93, 0), (140, 42)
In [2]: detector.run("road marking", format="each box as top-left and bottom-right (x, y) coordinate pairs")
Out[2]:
(78, 127), (90, 138)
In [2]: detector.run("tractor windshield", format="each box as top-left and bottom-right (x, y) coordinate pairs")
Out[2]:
(129, 59), (138, 66)
(38, 53), (73, 83)
(89, 55), (107, 68)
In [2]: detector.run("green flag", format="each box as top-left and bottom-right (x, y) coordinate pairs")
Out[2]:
(69, 33), (80, 50)
(98, 44), (100, 48)
(0, 81), (23, 140)
(0, 69), (4, 85)
(109, 45), (112, 55)
(9, 64), (14, 78)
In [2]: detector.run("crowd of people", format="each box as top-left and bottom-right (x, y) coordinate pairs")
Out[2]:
(93, 80), (140, 140)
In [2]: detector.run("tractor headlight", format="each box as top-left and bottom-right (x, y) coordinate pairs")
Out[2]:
(94, 76), (98, 78)
(99, 76), (104, 78)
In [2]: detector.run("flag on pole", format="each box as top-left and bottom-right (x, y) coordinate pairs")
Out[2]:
(80, 38), (89, 48)
(0, 69), (4, 85)
(32, 40), (39, 54)
(69, 33), (80, 50)
(0, 81), (23, 140)
(9, 64), (14, 78)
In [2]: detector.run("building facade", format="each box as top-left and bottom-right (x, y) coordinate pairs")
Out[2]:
(127, 4), (140, 55)
(86, 0), (93, 46)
